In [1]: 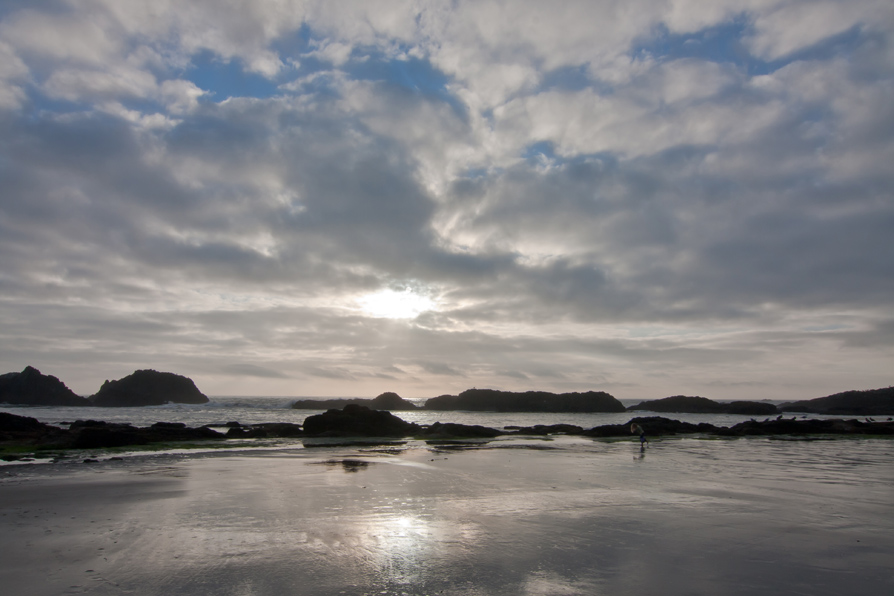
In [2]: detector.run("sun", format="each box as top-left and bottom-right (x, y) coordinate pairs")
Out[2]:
(359, 289), (435, 319)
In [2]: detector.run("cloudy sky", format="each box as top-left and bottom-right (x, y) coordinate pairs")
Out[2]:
(1, 0), (892, 400)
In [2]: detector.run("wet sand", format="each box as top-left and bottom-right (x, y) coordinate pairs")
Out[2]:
(1, 436), (892, 595)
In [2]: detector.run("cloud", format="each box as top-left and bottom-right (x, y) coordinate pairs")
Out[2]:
(0, 1), (891, 400)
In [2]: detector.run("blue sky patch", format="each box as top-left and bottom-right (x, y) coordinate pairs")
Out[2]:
(187, 51), (281, 101)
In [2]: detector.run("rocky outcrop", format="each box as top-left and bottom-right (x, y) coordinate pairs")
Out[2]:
(302, 404), (421, 437)
(424, 388), (625, 412)
(291, 391), (418, 410)
(225, 422), (304, 438)
(726, 401), (779, 415)
(506, 424), (584, 436)
(0, 412), (69, 448)
(0, 366), (91, 406)
(628, 395), (778, 415)
(369, 392), (418, 410)
(421, 421), (504, 439)
(0, 412), (225, 453)
(779, 387), (894, 416)
(582, 416), (718, 438)
(89, 370), (209, 407)
(715, 417), (894, 436)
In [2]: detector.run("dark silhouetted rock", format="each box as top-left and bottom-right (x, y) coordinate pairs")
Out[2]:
(291, 391), (418, 411)
(0, 366), (90, 406)
(726, 401), (778, 415)
(583, 416), (718, 438)
(89, 370), (209, 407)
(779, 387), (894, 415)
(421, 421), (504, 439)
(369, 392), (418, 410)
(628, 395), (725, 413)
(508, 424), (585, 435)
(628, 395), (779, 415)
(302, 404), (421, 437)
(424, 388), (625, 412)
(227, 422), (304, 438)
(716, 417), (894, 436)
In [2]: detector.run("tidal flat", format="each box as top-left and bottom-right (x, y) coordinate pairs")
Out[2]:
(1, 436), (892, 596)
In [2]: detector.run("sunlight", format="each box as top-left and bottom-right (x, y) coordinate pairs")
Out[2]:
(359, 289), (435, 319)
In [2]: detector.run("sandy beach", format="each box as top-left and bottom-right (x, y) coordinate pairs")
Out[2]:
(2, 436), (892, 596)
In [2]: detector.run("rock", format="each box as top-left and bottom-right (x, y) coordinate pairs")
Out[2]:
(627, 395), (726, 413)
(508, 424), (584, 435)
(582, 416), (718, 438)
(0, 366), (91, 406)
(628, 395), (779, 415)
(89, 370), (209, 407)
(779, 387), (894, 416)
(369, 392), (418, 410)
(421, 421), (504, 439)
(0, 412), (68, 445)
(726, 401), (779, 415)
(302, 404), (421, 437)
(291, 391), (418, 411)
(423, 388), (625, 412)
(228, 422), (304, 438)
(716, 417), (894, 436)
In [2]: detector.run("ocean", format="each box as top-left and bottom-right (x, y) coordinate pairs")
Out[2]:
(0, 396), (853, 433)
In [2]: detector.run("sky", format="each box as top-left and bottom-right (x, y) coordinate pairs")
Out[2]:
(0, 0), (892, 400)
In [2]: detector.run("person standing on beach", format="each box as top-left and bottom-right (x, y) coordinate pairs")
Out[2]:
(630, 423), (648, 451)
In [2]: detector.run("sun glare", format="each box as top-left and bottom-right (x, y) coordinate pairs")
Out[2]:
(360, 289), (435, 319)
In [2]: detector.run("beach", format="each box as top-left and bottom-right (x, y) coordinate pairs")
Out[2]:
(1, 436), (892, 596)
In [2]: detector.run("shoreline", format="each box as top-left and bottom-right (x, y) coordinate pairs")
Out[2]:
(2, 437), (892, 595)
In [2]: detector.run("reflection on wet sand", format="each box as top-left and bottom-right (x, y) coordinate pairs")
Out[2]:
(1, 438), (893, 596)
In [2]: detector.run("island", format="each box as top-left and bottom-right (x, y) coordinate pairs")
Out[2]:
(423, 388), (626, 412)
(291, 391), (418, 410)
(89, 370), (209, 407)
(779, 387), (894, 416)
(627, 395), (779, 415)
(0, 366), (90, 406)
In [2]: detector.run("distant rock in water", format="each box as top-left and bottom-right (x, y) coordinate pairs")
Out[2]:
(725, 401), (779, 415)
(89, 370), (209, 407)
(0, 366), (91, 406)
(302, 404), (421, 437)
(627, 395), (778, 415)
(423, 388), (625, 412)
(779, 387), (894, 415)
(291, 391), (418, 411)
(369, 392), (418, 410)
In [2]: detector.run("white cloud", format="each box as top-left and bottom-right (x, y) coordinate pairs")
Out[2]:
(0, 0), (892, 399)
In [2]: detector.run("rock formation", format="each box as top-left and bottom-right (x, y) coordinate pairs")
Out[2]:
(302, 404), (421, 437)
(0, 366), (91, 406)
(89, 370), (209, 407)
(291, 391), (418, 410)
(779, 387), (894, 415)
(424, 388), (625, 412)
(627, 395), (778, 415)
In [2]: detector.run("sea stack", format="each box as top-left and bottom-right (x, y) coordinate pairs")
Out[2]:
(0, 366), (91, 406)
(89, 369), (209, 407)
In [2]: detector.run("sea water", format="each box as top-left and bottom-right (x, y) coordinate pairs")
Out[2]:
(0, 396), (858, 431)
